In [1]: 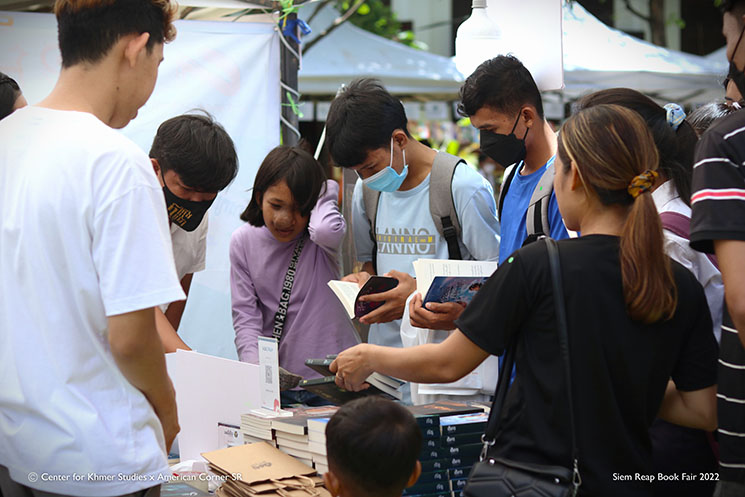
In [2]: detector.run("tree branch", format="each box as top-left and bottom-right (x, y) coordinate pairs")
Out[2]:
(622, 0), (651, 23)
(304, 0), (365, 53)
(306, 0), (333, 25)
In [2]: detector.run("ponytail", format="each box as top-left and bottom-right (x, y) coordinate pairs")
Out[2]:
(620, 185), (677, 323)
(559, 104), (678, 324)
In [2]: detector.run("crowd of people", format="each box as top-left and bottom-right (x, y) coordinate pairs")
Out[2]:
(1, 0), (745, 497)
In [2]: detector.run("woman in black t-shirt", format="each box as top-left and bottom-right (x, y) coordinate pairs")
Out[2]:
(330, 104), (718, 497)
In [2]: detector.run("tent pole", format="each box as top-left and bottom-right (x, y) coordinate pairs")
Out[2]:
(280, 11), (300, 146)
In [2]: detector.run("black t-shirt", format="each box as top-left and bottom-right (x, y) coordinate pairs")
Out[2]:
(456, 236), (718, 497)
(690, 110), (745, 484)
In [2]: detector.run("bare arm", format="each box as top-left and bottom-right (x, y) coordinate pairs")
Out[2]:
(108, 308), (179, 451)
(164, 273), (192, 331)
(714, 239), (745, 348)
(330, 329), (489, 391)
(156, 306), (191, 353)
(658, 380), (717, 431)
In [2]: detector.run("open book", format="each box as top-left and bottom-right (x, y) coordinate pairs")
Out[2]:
(327, 276), (398, 319)
(413, 259), (498, 305)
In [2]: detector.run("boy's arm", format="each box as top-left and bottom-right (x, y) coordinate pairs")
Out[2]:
(109, 308), (179, 452)
(156, 306), (191, 352)
(164, 273), (192, 331)
(715, 239), (745, 347)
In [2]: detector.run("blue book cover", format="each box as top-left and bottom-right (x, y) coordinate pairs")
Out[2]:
(422, 276), (487, 305)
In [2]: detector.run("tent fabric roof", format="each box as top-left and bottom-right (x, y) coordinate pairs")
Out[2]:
(297, 3), (463, 99)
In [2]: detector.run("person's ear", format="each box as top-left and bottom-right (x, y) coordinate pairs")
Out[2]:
(405, 461), (422, 488)
(569, 161), (583, 191)
(123, 32), (151, 68)
(151, 158), (166, 188)
(323, 471), (342, 497)
(393, 129), (409, 149)
(522, 106), (536, 129)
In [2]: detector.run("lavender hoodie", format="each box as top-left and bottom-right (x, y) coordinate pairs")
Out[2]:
(230, 180), (358, 379)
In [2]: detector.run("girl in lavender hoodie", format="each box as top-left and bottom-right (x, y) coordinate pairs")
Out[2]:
(230, 146), (357, 406)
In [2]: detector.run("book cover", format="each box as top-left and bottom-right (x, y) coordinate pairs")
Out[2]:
(447, 454), (479, 469)
(402, 480), (450, 496)
(422, 276), (488, 305)
(439, 412), (489, 435)
(299, 376), (401, 405)
(327, 276), (398, 319)
(271, 406), (339, 435)
(413, 259), (497, 298)
(445, 443), (482, 459)
(415, 469), (449, 483)
(406, 400), (484, 419)
(305, 359), (405, 397)
(419, 446), (445, 461)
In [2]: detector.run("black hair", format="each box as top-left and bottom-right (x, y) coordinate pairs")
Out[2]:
(687, 101), (742, 136)
(240, 146), (326, 226)
(326, 397), (421, 497)
(150, 111), (238, 193)
(325, 78), (411, 168)
(457, 54), (544, 119)
(55, 0), (177, 68)
(0, 72), (22, 120)
(721, 0), (745, 15)
(575, 88), (698, 206)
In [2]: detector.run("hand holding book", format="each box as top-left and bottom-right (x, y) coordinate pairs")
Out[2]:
(408, 292), (465, 331)
(329, 344), (375, 393)
(356, 270), (416, 325)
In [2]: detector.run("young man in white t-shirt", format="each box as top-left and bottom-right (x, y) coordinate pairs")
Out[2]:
(148, 113), (238, 352)
(0, 1), (184, 496)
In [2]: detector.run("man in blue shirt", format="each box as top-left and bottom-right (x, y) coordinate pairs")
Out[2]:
(459, 55), (568, 263)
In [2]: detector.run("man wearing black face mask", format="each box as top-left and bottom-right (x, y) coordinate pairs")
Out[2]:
(689, 2), (745, 495)
(149, 112), (238, 351)
(458, 55), (569, 264)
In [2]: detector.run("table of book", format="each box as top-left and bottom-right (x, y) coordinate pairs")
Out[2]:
(228, 400), (490, 497)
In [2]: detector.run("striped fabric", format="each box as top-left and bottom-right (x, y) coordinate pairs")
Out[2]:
(690, 110), (745, 484)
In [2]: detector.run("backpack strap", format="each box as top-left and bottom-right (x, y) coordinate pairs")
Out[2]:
(361, 185), (381, 274)
(497, 163), (518, 222)
(526, 161), (555, 238)
(430, 151), (464, 260)
(659, 211), (720, 270)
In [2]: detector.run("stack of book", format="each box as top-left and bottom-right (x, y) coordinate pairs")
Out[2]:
(271, 406), (338, 469)
(239, 410), (277, 447)
(438, 411), (489, 496)
(401, 402), (486, 497)
(307, 417), (331, 474)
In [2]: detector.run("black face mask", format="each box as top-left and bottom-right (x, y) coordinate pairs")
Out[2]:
(479, 112), (529, 169)
(728, 25), (745, 100)
(162, 173), (214, 232)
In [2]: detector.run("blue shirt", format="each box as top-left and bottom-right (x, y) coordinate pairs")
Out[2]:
(499, 157), (568, 264)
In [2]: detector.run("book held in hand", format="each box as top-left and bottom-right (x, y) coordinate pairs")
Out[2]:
(299, 375), (403, 405)
(304, 357), (405, 402)
(327, 276), (398, 319)
(413, 259), (497, 305)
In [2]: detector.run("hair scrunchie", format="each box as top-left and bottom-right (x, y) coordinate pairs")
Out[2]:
(627, 169), (659, 199)
(663, 103), (686, 131)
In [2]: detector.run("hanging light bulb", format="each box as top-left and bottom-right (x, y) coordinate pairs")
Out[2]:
(455, 0), (502, 79)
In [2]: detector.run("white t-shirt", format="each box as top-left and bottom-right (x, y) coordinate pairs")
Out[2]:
(652, 180), (723, 342)
(351, 162), (501, 349)
(0, 107), (185, 496)
(171, 213), (208, 281)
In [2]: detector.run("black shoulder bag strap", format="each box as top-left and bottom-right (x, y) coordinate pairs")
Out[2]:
(480, 238), (581, 494)
(272, 235), (307, 342)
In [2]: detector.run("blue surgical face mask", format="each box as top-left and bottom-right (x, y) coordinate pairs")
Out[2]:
(362, 138), (408, 192)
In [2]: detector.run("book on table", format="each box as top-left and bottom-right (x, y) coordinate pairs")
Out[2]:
(303, 357), (405, 402)
(327, 275), (398, 319)
(299, 375), (402, 404)
(412, 259), (497, 305)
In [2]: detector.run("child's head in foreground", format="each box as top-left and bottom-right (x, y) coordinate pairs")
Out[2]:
(324, 397), (422, 497)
